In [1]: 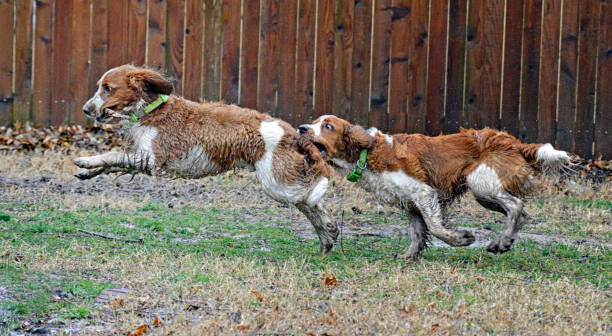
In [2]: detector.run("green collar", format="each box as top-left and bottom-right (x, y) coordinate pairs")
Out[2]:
(130, 94), (169, 122)
(346, 149), (368, 182)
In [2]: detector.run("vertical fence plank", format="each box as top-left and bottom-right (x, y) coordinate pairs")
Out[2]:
(184, 0), (204, 101)
(369, 0), (392, 130)
(519, 0), (542, 142)
(90, 0), (108, 97)
(406, 0), (429, 134)
(388, 0), (410, 133)
(350, 0), (372, 126)
(332, 0), (354, 120)
(500, 0), (524, 135)
(0, 0), (13, 126)
(70, 0), (91, 125)
(314, 0), (335, 117)
(166, 0), (185, 95)
(294, 0), (316, 124)
(147, 0), (167, 70)
(595, 0), (612, 158)
(32, 0), (54, 125)
(203, 0), (222, 101)
(556, 0), (578, 152)
(240, 0), (260, 109)
(425, 0), (448, 135)
(277, 0), (297, 121)
(108, 1), (128, 67)
(574, 0), (598, 158)
(128, 0), (147, 65)
(51, 0), (72, 125)
(220, 0), (239, 103)
(444, 0), (468, 134)
(13, 0), (33, 124)
(465, 0), (504, 130)
(537, 0), (561, 144)
(258, 0), (280, 115)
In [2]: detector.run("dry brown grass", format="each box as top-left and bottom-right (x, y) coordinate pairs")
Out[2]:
(10, 242), (608, 335)
(1, 152), (610, 335)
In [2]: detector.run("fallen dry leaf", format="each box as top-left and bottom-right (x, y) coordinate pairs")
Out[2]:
(236, 324), (250, 330)
(322, 268), (338, 287)
(251, 290), (264, 302)
(126, 324), (147, 336)
(400, 304), (416, 315)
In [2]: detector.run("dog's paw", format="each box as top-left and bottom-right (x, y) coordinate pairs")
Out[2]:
(74, 167), (103, 180)
(486, 236), (515, 254)
(73, 157), (94, 169)
(452, 229), (476, 246)
(396, 251), (422, 262)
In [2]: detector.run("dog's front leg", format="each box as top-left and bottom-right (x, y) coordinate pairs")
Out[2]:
(74, 166), (127, 180)
(74, 151), (155, 172)
(296, 203), (339, 253)
(73, 151), (127, 169)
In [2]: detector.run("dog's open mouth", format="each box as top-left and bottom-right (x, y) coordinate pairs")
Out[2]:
(313, 142), (327, 158)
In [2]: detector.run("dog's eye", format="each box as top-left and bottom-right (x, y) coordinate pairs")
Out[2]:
(103, 84), (113, 94)
(324, 123), (334, 131)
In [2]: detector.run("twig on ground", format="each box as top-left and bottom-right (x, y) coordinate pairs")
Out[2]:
(340, 210), (345, 254)
(77, 228), (143, 243)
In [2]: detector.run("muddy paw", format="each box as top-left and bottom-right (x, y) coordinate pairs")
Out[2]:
(320, 241), (335, 254)
(455, 230), (476, 246)
(396, 251), (422, 262)
(486, 236), (515, 254)
(74, 167), (103, 180)
(73, 157), (93, 169)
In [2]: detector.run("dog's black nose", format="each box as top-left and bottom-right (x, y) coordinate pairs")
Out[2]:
(82, 104), (92, 115)
(298, 125), (309, 134)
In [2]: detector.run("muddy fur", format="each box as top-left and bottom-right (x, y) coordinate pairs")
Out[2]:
(299, 115), (572, 260)
(74, 65), (339, 253)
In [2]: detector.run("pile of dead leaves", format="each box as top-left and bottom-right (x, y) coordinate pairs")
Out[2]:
(571, 155), (612, 183)
(0, 123), (125, 153)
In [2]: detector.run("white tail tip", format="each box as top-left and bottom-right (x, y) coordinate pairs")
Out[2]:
(536, 143), (570, 169)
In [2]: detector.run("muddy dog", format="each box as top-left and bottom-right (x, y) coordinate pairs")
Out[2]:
(298, 115), (571, 260)
(73, 65), (338, 253)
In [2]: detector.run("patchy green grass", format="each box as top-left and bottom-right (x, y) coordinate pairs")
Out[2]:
(0, 200), (610, 335)
(534, 197), (612, 211)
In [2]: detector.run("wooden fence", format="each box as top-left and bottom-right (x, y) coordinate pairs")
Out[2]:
(0, 0), (610, 158)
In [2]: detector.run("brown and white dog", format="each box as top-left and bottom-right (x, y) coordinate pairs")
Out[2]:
(298, 115), (571, 259)
(73, 65), (338, 253)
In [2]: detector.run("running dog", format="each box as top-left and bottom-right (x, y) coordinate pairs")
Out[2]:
(298, 115), (570, 259)
(73, 65), (338, 253)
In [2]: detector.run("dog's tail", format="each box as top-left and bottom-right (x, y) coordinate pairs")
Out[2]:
(517, 142), (571, 171)
(295, 136), (335, 178)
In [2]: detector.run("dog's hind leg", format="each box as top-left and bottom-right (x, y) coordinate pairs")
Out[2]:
(397, 211), (429, 261)
(296, 203), (339, 254)
(414, 190), (475, 247)
(468, 164), (525, 253)
(475, 193), (525, 253)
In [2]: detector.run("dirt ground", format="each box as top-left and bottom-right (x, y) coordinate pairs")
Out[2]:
(0, 151), (610, 335)
(1, 151), (610, 248)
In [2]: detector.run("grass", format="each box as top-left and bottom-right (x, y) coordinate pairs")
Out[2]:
(0, 201), (610, 335)
(0, 152), (610, 334)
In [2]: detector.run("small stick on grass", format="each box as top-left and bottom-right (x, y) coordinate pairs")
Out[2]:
(340, 210), (345, 254)
(77, 228), (143, 243)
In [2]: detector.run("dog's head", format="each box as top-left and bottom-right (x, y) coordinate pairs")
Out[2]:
(298, 115), (374, 162)
(82, 65), (173, 123)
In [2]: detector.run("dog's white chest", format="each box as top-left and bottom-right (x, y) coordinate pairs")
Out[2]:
(127, 125), (159, 168)
(254, 121), (304, 203)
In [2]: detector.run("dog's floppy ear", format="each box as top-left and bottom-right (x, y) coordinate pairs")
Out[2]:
(127, 69), (173, 95)
(344, 125), (374, 149)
